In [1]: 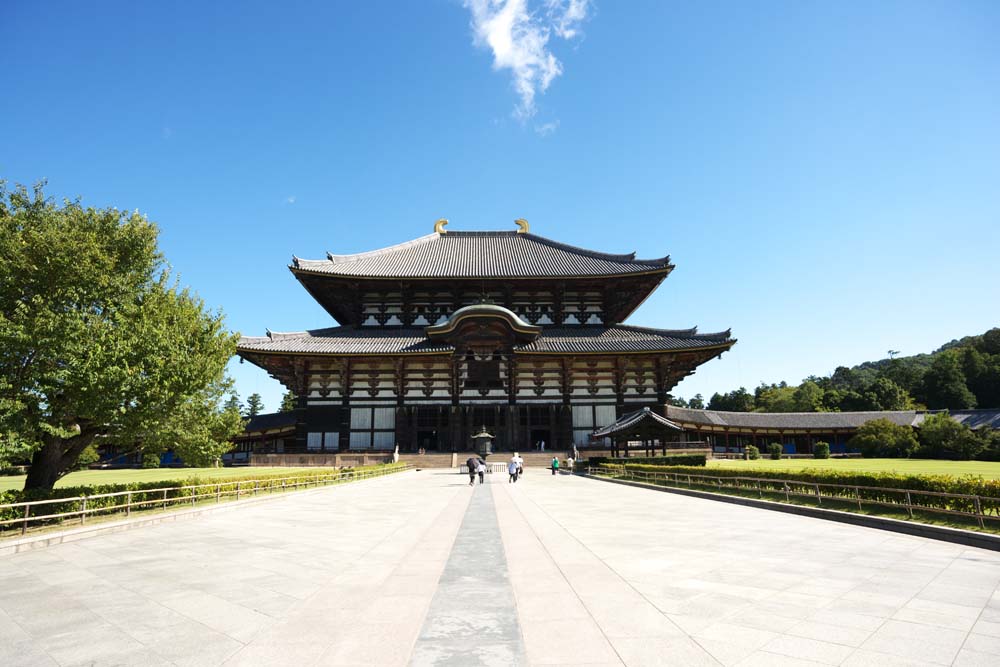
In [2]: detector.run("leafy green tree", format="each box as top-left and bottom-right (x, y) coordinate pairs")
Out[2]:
(0, 182), (240, 491)
(755, 383), (797, 412)
(969, 357), (1000, 409)
(979, 328), (1000, 355)
(280, 391), (298, 412)
(223, 393), (242, 415)
(791, 381), (824, 412)
(863, 377), (913, 411)
(688, 393), (705, 410)
(244, 393), (265, 418)
(665, 395), (688, 408)
(827, 366), (866, 393)
(707, 387), (754, 412)
(922, 351), (977, 409)
(917, 412), (984, 460)
(976, 428), (1000, 461)
(848, 418), (919, 458)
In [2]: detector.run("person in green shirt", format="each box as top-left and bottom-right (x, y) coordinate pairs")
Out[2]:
(551, 456), (559, 476)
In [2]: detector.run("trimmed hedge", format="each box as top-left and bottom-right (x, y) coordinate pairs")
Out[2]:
(584, 454), (706, 467)
(591, 462), (1000, 517)
(0, 463), (410, 525)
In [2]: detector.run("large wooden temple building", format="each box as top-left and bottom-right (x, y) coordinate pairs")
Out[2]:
(237, 220), (735, 456)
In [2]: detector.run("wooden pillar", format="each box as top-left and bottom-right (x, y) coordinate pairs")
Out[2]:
(339, 360), (351, 451)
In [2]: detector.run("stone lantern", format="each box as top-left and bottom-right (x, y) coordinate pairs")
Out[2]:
(471, 426), (494, 459)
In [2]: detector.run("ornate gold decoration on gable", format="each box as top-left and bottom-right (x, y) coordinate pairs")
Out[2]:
(514, 218), (529, 234)
(434, 218), (448, 234)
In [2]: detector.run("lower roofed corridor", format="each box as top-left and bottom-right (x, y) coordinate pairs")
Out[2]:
(2, 469), (1000, 666)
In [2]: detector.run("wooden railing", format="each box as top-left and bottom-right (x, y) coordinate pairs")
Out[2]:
(459, 462), (510, 474)
(586, 465), (998, 531)
(0, 464), (412, 537)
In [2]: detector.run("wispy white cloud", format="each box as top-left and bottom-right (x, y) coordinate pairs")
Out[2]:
(547, 0), (589, 39)
(463, 0), (590, 121)
(285, 196), (296, 204)
(534, 120), (560, 136)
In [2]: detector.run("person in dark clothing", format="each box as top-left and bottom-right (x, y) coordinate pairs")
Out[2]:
(477, 458), (486, 484)
(466, 456), (478, 486)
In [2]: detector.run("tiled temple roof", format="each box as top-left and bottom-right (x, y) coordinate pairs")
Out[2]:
(290, 231), (672, 279)
(593, 407), (684, 438)
(663, 406), (1000, 431)
(238, 324), (733, 356)
(664, 406), (918, 429)
(242, 412), (296, 434)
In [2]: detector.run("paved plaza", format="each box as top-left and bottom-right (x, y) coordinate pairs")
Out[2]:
(1, 469), (1000, 666)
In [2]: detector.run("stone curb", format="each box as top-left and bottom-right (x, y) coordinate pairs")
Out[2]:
(0, 470), (414, 557)
(578, 473), (1000, 552)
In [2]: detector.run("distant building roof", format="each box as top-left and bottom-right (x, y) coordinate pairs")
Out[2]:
(912, 409), (1000, 431)
(238, 324), (733, 356)
(290, 231), (673, 279)
(241, 412), (296, 435)
(663, 406), (1000, 431)
(593, 407), (684, 438)
(664, 406), (918, 430)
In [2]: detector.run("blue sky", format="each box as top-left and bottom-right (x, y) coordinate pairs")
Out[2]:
(4, 1), (999, 412)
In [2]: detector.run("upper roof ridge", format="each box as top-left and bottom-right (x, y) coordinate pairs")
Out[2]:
(288, 227), (674, 279)
(611, 323), (733, 340)
(517, 232), (669, 266)
(323, 232), (439, 265)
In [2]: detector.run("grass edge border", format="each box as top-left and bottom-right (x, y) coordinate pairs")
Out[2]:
(0, 467), (416, 557)
(577, 472), (1000, 553)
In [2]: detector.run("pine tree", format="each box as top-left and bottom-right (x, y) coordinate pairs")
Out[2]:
(244, 393), (265, 418)
(280, 391), (297, 412)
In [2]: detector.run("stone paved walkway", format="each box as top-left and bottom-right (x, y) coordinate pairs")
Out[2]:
(410, 475), (524, 665)
(1, 469), (999, 666)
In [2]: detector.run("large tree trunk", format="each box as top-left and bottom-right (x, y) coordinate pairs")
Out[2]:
(24, 440), (64, 492)
(23, 431), (98, 492)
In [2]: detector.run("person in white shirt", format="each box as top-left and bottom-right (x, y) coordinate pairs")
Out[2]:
(511, 452), (524, 480)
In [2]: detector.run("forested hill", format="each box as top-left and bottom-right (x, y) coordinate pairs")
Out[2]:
(678, 327), (1000, 413)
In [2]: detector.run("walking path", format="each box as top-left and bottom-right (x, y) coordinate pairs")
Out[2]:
(1, 469), (999, 666)
(410, 476), (525, 665)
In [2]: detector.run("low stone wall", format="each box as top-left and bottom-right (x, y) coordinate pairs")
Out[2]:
(251, 446), (712, 469)
(251, 453), (392, 467)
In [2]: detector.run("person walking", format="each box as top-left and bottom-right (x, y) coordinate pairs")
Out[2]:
(508, 459), (519, 483)
(476, 459), (486, 484)
(551, 456), (559, 476)
(466, 456), (478, 486)
(512, 452), (523, 480)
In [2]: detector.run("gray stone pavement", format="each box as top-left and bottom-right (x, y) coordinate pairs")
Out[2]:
(1, 468), (999, 666)
(411, 476), (525, 666)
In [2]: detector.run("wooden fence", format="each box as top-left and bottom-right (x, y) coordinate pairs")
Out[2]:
(0, 465), (412, 537)
(587, 465), (997, 531)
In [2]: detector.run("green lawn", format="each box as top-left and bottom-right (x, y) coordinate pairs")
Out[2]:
(708, 458), (1000, 479)
(0, 467), (312, 493)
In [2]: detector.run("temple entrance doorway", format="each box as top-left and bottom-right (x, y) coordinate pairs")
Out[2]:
(530, 429), (551, 452)
(417, 430), (439, 452)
